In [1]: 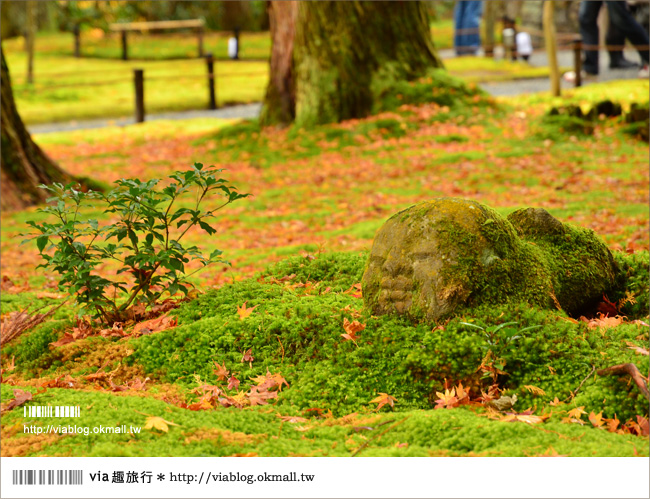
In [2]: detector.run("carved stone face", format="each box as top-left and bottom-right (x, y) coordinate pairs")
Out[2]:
(362, 198), (519, 321)
(363, 198), (619, 323)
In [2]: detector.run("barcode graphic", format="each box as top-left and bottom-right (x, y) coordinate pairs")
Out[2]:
(12, 470), (83, 485)
(23, 406), (80, 418)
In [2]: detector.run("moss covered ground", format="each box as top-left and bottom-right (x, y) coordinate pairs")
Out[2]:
(1, 78), (648, 457)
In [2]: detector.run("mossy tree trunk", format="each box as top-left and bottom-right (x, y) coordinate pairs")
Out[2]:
(259, 1), (298, 125)
(260, 0), (444, 127)
(1, 48), (76, 211)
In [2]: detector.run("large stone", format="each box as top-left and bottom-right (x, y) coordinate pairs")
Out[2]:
(362, 198), (618, 322)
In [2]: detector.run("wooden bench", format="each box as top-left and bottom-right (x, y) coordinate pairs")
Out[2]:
(108, 19), (206, 60)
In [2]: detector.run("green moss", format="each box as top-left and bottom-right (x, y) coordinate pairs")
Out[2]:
(2, 386), (645, 457)
(507, 208), (619, 316)
(3, 251), (648, 456)
(373, 68), (488, 114)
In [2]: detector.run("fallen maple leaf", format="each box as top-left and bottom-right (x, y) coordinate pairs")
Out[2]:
(604, 415), (620, 433)
(435, 387), (459, 409)
(589, 411), (605, 428)
(1, 389), (33, 413)
(549, 397), (562, 406)
(626, 341), (650, 356)
(582, 313), (625, 330)
(539, 446), (567, 457)
(500, 412), (550, 424)
(226, 391), (249, 408)
(213, 361), (229, 381)
(341, 318), (365, 342)
(41, 375), (78, 389)
(237, 301), (259, 320)
(228, 375), (240, 391)
(343, 283), (363, 299)
(143, 416), (179, 433)
(567, 406), (587, 420)
(636, 416), (649, 436)
(241, 348), (254, 365)
(251, 369), (289, 391)
(278, 415), (308, 423)
(370, 392), (397, 411)
(132, 313), (177, 337)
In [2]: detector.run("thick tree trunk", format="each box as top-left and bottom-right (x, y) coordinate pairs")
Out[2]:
(261, 1), (443, 127)
(1, 48), (75, 211)
(259, 1), (297, 126)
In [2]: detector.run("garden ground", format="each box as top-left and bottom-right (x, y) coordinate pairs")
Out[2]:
(1, 77), (648, 457)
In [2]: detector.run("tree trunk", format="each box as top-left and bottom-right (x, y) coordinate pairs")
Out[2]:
(1, 48), (76, 211)
(259, 1), (298, 126)
(26, 1), (35, 84)
(261, 1), (443, 127)
(543, 0), (561, 97)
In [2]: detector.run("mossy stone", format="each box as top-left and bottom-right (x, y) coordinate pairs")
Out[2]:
(362, 199), (619, 322)
(507, 207), (619, 316)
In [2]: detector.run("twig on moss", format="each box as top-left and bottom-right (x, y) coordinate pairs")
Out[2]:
(565, 365), (596, 402)
(597, 363), (650, 402)
(351, 416), (409, 457)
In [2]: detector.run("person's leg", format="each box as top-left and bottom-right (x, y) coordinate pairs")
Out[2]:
(579, 0), (602, 74)
(606, 0), (649, 65)
(606, 13), (629, 67)
(464, 1), (483, 54)
(455, 1), (468, 55)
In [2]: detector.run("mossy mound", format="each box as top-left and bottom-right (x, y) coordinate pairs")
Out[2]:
(3, 251), (648, 457)
(373, 68), (489, 114)
(507, 207), (619, 316)
(362, 199), (618, 322)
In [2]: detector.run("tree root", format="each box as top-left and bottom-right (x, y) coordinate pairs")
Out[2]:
(597, 363), (650, 402)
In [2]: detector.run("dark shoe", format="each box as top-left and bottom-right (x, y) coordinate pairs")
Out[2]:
(610, 59), (639, 69)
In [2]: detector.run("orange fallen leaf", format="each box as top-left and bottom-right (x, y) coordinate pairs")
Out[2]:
(1, 389), (33, 413)
(626, 341), (649, 356)
(343, 283), (363, 299)
(589, 411), (605, 428)
(604, 415), (620, 433)
(567, 406), (586, 420)
(237, 301), (259, 320)
(500, 412), (550, 424)
(143, 416), (179, 433)
(241, 348), (254, 365)
(213, 361), (229, 381)
(278, 415), (308, 423)
(132, 313), (177, 337)
(341, 318), (365, 342)
(370, 392), (397, 411)
(582, 313), (624, 330)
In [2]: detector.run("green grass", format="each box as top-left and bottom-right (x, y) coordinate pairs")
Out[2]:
(2, 30), (271, 61)
(4, 51), (267, 124)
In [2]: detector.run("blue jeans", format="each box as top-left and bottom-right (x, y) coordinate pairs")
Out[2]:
(579, 1), (649, 74)
(454, 1), (483, 56)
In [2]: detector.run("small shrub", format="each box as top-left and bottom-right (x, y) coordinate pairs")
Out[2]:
(25, 163), (248, 324)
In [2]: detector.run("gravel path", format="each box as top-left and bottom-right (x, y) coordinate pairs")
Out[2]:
(29, 48), (644, 134)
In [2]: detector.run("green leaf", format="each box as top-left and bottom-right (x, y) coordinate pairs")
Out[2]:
(198, 221), (216, 235)
(36, 236), (49, 252)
